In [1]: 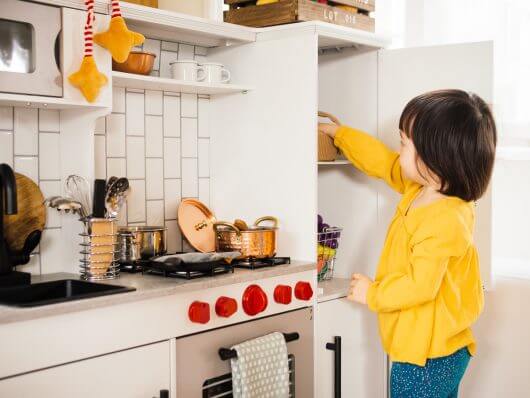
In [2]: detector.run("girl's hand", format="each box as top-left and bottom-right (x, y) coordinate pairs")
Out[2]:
(347, 273), (373, 305)
(319, 123), (339, 138)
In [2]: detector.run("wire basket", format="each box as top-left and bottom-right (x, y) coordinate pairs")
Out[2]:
(79, 218), (120, 280)
(317, 227), (342, 281)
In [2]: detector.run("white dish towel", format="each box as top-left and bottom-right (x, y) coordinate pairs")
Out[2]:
(230, 332), (290, 398)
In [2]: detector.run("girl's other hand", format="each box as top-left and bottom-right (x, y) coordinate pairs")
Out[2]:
(347, 273), (373, 305)
(319, 123), (339, 138)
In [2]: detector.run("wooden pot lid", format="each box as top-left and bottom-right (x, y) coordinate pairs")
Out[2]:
(3, 173), (46, 252)
(177, 199), (216, 253)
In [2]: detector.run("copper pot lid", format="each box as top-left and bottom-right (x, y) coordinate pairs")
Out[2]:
(177, 199), (217, 253)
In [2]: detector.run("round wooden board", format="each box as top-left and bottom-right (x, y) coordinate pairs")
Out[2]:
(3, 173), (47, 252)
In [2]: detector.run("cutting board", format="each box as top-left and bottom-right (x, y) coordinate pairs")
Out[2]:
(3, 173), (46, 252)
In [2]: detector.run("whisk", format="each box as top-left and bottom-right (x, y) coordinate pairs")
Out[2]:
(65, 175), (92, 217)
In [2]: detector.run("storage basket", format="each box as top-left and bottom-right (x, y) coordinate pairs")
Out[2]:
(318, 111), (340, 161)
(317, 226), (342, 281)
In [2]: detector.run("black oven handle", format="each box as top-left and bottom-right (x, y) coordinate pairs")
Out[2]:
(326, 336), (342, 398)
(218, 332), (300, 361)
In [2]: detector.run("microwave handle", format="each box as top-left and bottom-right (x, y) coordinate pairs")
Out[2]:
(326, 336), (342, 398)
(54, 30), (62, 72)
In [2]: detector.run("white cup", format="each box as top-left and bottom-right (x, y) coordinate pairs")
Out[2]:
(200, 62), (231, 84)
(170, 59), (205, 82)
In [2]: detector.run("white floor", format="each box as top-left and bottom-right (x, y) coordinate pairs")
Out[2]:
(461, 276), (530, 397)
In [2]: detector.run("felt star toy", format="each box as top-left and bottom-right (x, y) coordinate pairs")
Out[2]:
(69, 56), (108, 103)
(94, 13), (145, 63)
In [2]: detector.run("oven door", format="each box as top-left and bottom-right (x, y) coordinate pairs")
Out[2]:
(175, 307), (314, 397)
(0, 0), (62, 97)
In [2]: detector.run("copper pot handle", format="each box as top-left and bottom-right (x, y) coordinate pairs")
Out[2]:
(253, 216), (279, 228)
(213, 221), (241, 236)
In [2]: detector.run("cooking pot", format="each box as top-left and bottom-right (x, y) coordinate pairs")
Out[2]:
(117, 226), (167, 262)
(213, 216), (278, 259)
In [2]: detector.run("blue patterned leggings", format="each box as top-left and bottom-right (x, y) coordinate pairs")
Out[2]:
(391, 348), (471, 398)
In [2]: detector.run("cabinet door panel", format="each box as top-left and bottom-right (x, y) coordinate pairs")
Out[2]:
(0, 341), (170, 398)
(378, 41), (494, 288)
(316, 298), (385, 397)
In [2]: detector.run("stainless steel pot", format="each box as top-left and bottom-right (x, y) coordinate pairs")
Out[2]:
(118, 226), (167, 262)
(213, 216), (278, 259)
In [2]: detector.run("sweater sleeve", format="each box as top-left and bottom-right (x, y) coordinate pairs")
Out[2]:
(334, 126), (408, 193)
(367, 209), (470, 313)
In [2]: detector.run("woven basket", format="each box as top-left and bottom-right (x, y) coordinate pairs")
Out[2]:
(318, 111), (341, 161)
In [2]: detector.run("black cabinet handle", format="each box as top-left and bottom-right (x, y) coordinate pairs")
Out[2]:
(326, 336), (342, 398)
(159, 390), (169, 398)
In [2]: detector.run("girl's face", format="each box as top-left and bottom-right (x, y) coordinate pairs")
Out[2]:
(399, 131), (432, 186)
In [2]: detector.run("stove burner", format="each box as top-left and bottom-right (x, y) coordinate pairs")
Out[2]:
(141, 260), (234, 280)
(233, 257), (291, 270)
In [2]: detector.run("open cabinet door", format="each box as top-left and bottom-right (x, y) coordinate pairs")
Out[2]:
(378, 41), (494, 289)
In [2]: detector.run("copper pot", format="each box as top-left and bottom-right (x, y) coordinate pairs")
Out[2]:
(112, 51), (156, 75)
(213, 216), (278, 259)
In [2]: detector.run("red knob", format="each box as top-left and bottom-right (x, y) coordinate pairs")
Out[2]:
(294, 281), (314, 301)
(242, 285), (268, 316)
(215, 296), (238, 318)
(188, 301), (210, 324)
(274, 285), (292, 305)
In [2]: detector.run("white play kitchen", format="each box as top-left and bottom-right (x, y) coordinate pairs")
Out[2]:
(0, 1), (493, 397)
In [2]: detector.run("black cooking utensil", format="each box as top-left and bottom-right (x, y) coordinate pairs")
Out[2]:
(92, 179), (107, 218)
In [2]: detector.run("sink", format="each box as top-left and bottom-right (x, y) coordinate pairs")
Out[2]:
(0, 279), (136, 307)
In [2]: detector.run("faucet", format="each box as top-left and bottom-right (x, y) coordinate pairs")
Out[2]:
(0, 164), (17, 275)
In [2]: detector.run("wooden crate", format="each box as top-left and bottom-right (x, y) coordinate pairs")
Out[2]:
(125, 0), (158, 7)
(224, 0), (375, 32)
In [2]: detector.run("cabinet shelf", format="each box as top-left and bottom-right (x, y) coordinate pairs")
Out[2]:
(0, 93), (108, 110)
(112, 72), (253, 95)
(318, 160), (350, 166)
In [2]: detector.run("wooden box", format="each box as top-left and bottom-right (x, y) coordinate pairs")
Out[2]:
(224, 0), (375, 32)
(125, 0), (158, 7)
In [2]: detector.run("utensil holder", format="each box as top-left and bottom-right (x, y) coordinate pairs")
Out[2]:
(317, 227), (342, 281)
(79, 217), (119, 280)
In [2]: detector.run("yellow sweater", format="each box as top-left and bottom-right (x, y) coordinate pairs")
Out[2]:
(334, 126), (484, 366)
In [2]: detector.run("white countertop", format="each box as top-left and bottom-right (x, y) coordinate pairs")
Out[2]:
(0, 261), (315, 325)
(317, 277), (350, 303)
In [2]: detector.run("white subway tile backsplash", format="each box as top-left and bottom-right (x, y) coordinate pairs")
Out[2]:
(95, 116), (106, 135)
(182, 239), (195, 253)
(163, 95), (180, 137)
(181, 94), (198, 117)
(106, 113), (126, 157)
(163, 138), (180, 178)
(199, 178), (210, 206)
(198, 98), (210, 138)
(94, 135), (107, 179)
(15, 156), (38, 182)
(195, 46), (208, 56)
(160, 50), (180, 79)
(165, 219), (182, 253)
(40, 181), (62, 228)
(107, 158), (126, 177)
(198, 138), (209, 177)
(194, 54), (207, 64)
(0, 131), (13, 166)
(143, 39), (161, 71)
(40, 229), (64, 274)
(145, 115), (163, 157)
(181, 118), (198, 158)
(17, 253), (40, 275)
(178, 44), (195, 60)
(145, 90), (163, 115)
(127, 179), (146, 223)
(182, 158), (198, 197)
(164, 179), (181, 220)
(39, 133), (61, 180)
(39, 110), (60, 132)
(161, 41), (180, 52)
(113, 87), (126, 113)
(126, 92), (145, 136)
(0, 106), (13, 130)
(127, 136), (146, 179)
(14, 108), (38, 155)
(146, 200), (164, 226)
(146, 158), (164, 200)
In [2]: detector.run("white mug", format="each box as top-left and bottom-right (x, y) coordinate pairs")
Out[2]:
(200, 62), (231, 84)
(170, 59), (205, 82)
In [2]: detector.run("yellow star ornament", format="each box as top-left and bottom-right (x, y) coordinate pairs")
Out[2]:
(68, 56), (108, 103)
(93, 16), (145, 63)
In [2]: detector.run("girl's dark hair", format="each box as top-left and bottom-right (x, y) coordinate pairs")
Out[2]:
(399, 89), (497, 202)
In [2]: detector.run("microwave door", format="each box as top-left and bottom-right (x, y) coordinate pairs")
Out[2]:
(0, 0), (62, 97)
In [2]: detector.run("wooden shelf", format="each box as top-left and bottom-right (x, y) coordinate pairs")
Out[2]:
(0, 93), (108, 110)
(112, 72), (252, 95)
(318, 160), (350, 165)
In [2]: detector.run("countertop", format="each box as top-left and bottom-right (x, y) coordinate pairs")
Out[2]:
(0, 261), (315, 325)
(317, 277), (350, 303)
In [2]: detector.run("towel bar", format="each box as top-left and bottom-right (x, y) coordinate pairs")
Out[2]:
(218, 332), (300, 361)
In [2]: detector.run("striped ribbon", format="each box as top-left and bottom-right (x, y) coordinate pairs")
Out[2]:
(83, 0), (95, 57)
(111, 0), (122, 18)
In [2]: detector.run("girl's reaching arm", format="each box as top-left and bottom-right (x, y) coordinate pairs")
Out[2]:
(323, 124), (407, 193)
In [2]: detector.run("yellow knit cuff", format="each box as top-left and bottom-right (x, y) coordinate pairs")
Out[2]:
(366, 282), (378, 312)
(333, 125), (350, 148)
